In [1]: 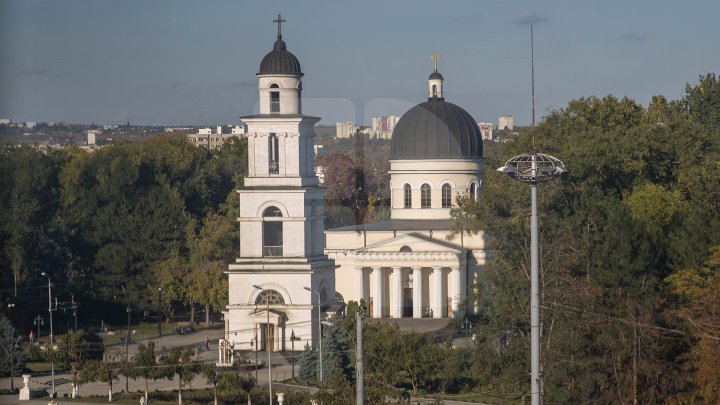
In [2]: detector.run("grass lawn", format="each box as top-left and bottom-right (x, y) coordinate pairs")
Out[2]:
(103, 321), (217, 347)
(25, 362), (52, 373)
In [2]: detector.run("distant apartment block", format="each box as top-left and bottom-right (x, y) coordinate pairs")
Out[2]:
(477, 122), (495, 141)
(499, 115), (514, 131)
(0, 119), (10, 125)
(372, 115), (400, 133)
(336, 121), (359, 138)
(87, 130), (98, 145)
(187, 125), (246, 150)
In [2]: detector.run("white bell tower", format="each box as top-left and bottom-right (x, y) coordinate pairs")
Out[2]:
(222, 15), (336, 356)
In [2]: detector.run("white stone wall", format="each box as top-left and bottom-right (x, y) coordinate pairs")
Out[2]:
(389, 159), (483, 219)
(257, 75), (302, 115)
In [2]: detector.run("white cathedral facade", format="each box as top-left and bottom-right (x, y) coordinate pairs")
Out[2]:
(222, 20), (486, 357)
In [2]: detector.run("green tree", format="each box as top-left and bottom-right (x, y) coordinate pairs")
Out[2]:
(298, 343), (317, 384)
(158, 347), (197, 405)
(187, 211), (233, 325)
(0, 315), (27, 386)
(79, 360), (118, 402)
(127, 342), (160, 400)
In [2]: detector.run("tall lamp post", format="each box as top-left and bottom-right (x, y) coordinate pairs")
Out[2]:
(125, 303), (131, 393)
(157, 287), (163, 337)
(40, 272), (56, 398)
(252, 285), (272, 405)
(304, 286), (322, 384)
(496, 25), (566, 405)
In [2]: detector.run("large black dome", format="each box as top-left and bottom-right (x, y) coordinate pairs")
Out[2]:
(390, 98), (483, 160)
(258, 37), (302, 75)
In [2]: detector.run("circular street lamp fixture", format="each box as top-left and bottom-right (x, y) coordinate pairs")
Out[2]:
(496, 152), (566, 184)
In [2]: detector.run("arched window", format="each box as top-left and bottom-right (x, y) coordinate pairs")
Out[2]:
(400, 245), (412, 253)
(262, 206), (283, 256)
(255, 289), (285, 305)
(268, 134), (279, 174)
(421, 184), (431, 208)
(442, 184), (452, 208)
(270, 84), (280, 113)
(432, 84), (437, 96)
(403, 184), (412, 208)
(469, 180), (479, 201)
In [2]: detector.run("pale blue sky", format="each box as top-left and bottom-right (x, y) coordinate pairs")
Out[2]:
(1, 1), (718, 126)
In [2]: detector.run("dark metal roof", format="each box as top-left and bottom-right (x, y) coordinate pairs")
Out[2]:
(428, 72), (444, 80)
(390, 97), (483, 160)
(328, 219), (453, 232)
(258, 36), (302, 76)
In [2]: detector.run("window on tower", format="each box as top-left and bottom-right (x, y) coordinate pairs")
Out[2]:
(268, 134), (279, 174)
(442, 183), (452, 208)
(270, 84), (280, 113)
(403, 184), (412, 208)
(421, 184), (431, 208)
(262, 206), (283, 257)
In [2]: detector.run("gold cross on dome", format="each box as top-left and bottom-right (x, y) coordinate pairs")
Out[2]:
(273, 14), (286, 37)
(432, 50), (440, 73)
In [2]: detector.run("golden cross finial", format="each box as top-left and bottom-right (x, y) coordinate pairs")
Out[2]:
(432, 50), (440, 73)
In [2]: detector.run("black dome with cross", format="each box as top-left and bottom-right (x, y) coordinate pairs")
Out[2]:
(258, 14), (303, 76)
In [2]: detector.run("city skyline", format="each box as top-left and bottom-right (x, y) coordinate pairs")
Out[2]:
(2, 0), (719, 126)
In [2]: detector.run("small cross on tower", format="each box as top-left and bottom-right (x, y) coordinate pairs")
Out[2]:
(273, 14), (286, 37)
(432, 50), (440, 73)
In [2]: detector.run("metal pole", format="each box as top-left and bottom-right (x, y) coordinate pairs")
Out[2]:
(43, 274), (56, 398)
(304, 287), (322, 384)
(317, 292), (322, 384)
(254, 285), (271, 404)
(356, 310), (364, 405)
(126, 303), (130, 393)
(158, 288), (162, 337)
(291, 330), (296, 381)
(530, 155), (540, 405)
(9, 336), (14, 392)
(267, 297), (272, 405)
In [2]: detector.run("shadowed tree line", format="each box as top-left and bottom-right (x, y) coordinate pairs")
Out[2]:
(449, 73), (720, 403)
(0, 136), (247, 327)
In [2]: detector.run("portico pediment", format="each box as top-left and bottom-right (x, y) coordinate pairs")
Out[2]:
(356, 232), (464, 254)
(249, 309), (286, 324)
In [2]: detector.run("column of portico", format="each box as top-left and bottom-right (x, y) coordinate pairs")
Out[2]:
(355, 267), (364, 303)
(371, 267), (384, 318)
(432, 267), (443, 318)
(452, 266), (461, 314)
(412, 267), (422, 319)
(391, 267), (403, 318)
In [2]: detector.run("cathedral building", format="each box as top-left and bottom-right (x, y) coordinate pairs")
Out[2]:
(222, 20), (486, 362)
(222, 20), (336, 355)
(325, 57), (487, 320)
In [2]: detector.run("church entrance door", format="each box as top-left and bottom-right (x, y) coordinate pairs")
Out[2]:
(260, 323), (274, 352)
(403, 288), (413, 318)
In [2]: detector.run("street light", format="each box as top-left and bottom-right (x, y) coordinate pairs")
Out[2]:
(33, 315), (43, 343)
(126, 303), (131, 393)
(253, 285), (272, 405)
(304, 286), (322, 384)
(40, 272), (56, 399)
(495, 25), (566, 405)
(157, 287), (163, 337)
